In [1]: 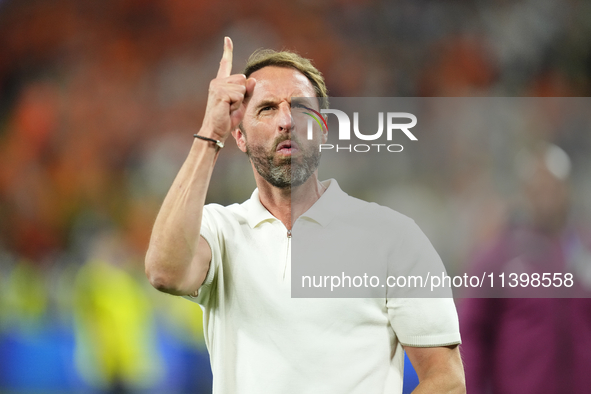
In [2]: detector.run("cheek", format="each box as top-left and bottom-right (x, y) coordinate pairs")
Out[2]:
(244, 114), (275, 137)
(244, 119), (277, 143)
(299, 124), (325, 146)
(245, 134), (272, 155)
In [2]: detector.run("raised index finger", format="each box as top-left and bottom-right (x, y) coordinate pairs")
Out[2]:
(216, 37), (233, 78)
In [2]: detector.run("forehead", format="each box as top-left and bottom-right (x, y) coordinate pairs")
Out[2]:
(248, 66), (317, 104)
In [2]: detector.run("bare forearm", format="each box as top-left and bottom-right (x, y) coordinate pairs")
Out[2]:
(406, 345), (466, 394)
(145, 37), (254, 295)
(145, 137), (218, 294)
(411, 373), (466, 394)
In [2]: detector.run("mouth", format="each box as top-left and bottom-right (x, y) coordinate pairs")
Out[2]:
(276, 140), (298, 155)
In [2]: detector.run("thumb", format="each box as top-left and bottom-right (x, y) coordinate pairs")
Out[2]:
(245, 78), (257, 98)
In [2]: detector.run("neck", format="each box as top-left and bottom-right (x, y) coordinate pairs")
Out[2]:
(255, 173), (326, 230)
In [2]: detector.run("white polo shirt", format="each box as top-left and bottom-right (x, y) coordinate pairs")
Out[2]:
(187, 179), (460, 394)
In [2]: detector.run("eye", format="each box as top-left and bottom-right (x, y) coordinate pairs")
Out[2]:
(259, 106), (274, 114)
(291, 103), (309, 114)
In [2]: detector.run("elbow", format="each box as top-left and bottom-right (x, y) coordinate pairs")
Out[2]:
(145, 249), (184, 295)
(146, 269), (174, 294)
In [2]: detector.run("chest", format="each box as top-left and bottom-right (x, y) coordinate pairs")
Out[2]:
(216, 221), (389, 332)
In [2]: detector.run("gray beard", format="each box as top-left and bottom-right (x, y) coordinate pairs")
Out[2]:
(247, 142), (321, 189)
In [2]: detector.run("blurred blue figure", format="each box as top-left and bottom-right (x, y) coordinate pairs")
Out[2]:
(0, 259), (86, 392)
(402, 352), (419, 394)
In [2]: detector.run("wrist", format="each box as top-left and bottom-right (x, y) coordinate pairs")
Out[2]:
(197, 123), (229, 144)
(194, 134), (224, 149)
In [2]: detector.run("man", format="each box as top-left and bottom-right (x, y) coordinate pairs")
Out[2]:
(145, 37), (465, 393)
(460, 143), (591, 393)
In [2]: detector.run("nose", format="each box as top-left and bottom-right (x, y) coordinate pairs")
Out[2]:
(277, 103), (293, 133)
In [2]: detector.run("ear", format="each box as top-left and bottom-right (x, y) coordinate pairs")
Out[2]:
(232, 128), (247, 153)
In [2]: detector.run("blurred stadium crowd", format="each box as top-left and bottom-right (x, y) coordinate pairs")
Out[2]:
(1, 0), (591, 393)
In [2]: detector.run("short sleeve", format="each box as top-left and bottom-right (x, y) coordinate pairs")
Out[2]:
(387, 297), (461, 347)
(386, 218), (461, 347)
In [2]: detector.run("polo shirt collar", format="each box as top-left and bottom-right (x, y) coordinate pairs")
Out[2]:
(300, 179), (346, 227)
(246, 179), (347, 228)
(246, 188), (277, 228)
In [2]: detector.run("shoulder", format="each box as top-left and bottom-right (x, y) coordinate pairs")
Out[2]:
(335, 192), (417, 233)
(202, 198), (253, 231)
(203, 201), (245, 217)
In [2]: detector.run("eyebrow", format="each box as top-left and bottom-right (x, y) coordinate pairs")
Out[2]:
(253, 97), (318, 112)
(293, 98), (318, 108)
(254, 99), (279, 111)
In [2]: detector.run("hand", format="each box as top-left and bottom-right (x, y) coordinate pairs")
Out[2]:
(200, 37), (256, 142)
